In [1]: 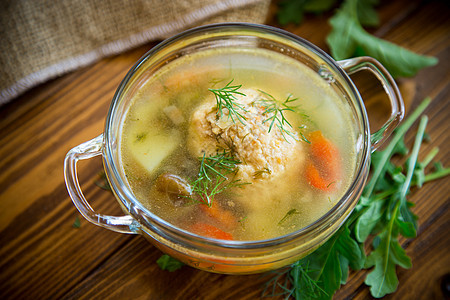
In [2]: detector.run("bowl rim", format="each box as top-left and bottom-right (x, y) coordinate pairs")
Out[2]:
(103, 22), (371, 249)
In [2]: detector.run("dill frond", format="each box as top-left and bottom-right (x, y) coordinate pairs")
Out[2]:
(208, 79), (248, 125)
(189, 149), (250, 206)
(257, 90), (301, 142)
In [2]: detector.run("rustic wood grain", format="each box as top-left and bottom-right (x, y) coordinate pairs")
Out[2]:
(0, 0), (448, 299)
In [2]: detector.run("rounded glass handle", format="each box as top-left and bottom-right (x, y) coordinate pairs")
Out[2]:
(338, 56), (405, 151)
(64, 134), (138, 234)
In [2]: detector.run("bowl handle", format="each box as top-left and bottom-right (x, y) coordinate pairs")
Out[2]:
(64, 134), (138, 234)
(338, 56), (405, 151)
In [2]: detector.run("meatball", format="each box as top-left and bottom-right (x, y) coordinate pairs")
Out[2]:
(188, 88), (303, 182)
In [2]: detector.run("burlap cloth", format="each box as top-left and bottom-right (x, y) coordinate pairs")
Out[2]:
(0, 0), (270, 105)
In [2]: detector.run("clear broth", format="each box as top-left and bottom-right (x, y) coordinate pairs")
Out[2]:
(120, 47), (357, 241)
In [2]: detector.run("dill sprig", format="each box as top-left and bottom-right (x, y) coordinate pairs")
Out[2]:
(278, 208), (300, 226)
(298, 125), (311, 144)
(253, 167), (272, 179)
(262, 262), (326, 299)
(190, 149), (249, 206)
(257, 90), (300, 142)
(208, 80), (248, 124)
(197, 149), (239, 180)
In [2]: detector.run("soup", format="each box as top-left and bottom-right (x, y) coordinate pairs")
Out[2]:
(119, 47), (357, 241)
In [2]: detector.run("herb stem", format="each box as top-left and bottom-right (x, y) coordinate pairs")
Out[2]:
(375, 200), (400, 296)
(189, 150), (249, 206)
(278, 209), (300, 226)
(208, 79), (247, 124)
(258, 90), (300, 142)
(400, 116), (428, 199)
(364, 98), (431, 198)
(423, 167), (450, 182)
(421, 147), (439, 168)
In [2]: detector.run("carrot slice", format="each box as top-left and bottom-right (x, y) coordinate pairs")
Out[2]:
(199, 201), (237, 230)
(190, 223), (233, 240)
(305, 131), (341, 191)
(305, 163), (330, 190)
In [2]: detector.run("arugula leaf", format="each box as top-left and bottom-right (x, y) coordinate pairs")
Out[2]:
(277, 0), (337, 25)
(304, 0), (337, 12)
(264, 97), (450, 300)
(362, 116), (428, 297)
(278, 0), (437, 77)
(357, 0), (379, 27)
(72, 216), (81, 228)
(157, 254), (184, 272)
(326, 0), (438, 77)
(364, 213), (412, 298)
(397, 116), (428, 232)
(304, 235), (341, 300)
(338, 255), (349, 284)
(355, 195), (386, 242)
(412, 142), (438, 188)
(363, 98), (431, 198)
(284, 225), (363, 299)
(395, 218), (416, 239)
(277, 0), (309, 25)
(424, 162), (450, 183)
(335, 227), (365, 270)
(360, 114), (433, 297)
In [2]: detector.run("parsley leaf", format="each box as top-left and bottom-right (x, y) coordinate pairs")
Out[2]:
(157, 254), (184, 272)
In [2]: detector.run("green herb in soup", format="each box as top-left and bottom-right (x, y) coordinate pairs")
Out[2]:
(120, 48), (357, 241)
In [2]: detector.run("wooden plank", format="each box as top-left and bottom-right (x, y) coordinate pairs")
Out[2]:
(0, 0), (448, 299)
(0, 46), (151, 299)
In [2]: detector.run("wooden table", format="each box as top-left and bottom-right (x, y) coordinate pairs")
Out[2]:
(1, 0), (448, 299)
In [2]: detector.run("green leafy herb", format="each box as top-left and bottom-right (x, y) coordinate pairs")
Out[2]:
(135, 133), (147, 142)
(298, 125), (311, 144)
(263, 261), (327, 298)
(258, 90), (300, 142)
(363, 98), (431, 198)
(72, 216), (81, 228)
(277, 0), (437, 77)
(189, 150), (250, 206)
(279, 209), (301, 226)
(197, 149), (240, 181)
(238, 216), (248, 229)
(327, 0), (438, 77)
(253, 167), (272, 179)
(356, 0), (379, 27)
(208, 80), (248, 124)
(95, 171), (112, 191)
(157, 254), (184, 272)
(423, 161), (450, 183)
(264, 98), (450, 299)
(239, 216), (248, 223)
(362, 116), (427, 297)
(277, 0), (337, 25)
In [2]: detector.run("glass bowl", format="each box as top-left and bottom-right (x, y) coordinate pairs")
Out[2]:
(64, 23), (404, 274)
